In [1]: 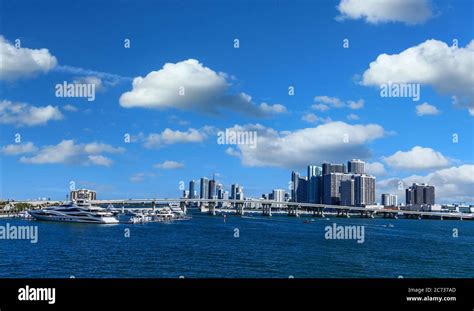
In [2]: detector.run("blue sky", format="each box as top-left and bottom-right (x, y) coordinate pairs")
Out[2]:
(1, 0), (473, 203)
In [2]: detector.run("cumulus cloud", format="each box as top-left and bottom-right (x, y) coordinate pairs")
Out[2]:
(336, 0), (434, 25)
(301, 113), (332, 123)
(18, 140), (124, 166)
(312, 96), (364, 111)
(0, 36), (57, 80)
(377, 165), (474, 203)
(416, 102), (440, 116)
(0, 99), (63, 127)
(0, 142), (37, 155)
(119, 59), (286, 116)
(153, 160), (185, 170)
(361, 39), (474, 115)
(141, 127), (211, 149)
(365, 161), (386, 176)
(383, 146), (450, 170)
(224, 121), (386, 168)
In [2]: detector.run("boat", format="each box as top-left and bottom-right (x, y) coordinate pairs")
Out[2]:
(28, 200), (119, 224)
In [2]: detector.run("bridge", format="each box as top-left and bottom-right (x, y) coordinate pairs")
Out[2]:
(5, 198), (473, 220)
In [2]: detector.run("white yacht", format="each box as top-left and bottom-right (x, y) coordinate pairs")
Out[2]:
(28, 200), (119, 224)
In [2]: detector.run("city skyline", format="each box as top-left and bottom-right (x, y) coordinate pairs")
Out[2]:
(0, 0), (473, 205)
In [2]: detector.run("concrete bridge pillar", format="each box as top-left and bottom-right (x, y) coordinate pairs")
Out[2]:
(236, 203), (245, 216)
(262, 203), (272, 216)
(288, 205), (300, 217)
(208, 201), (216, 216)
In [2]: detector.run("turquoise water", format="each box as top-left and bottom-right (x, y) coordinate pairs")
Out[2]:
(0, 210), (472, 278)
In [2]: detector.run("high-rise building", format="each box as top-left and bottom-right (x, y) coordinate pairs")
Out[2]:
(354, 174), (376, 206)
(235, 186), (244, 200)
(272, 189), (285, 207)
(200, 177), (209, 199)
(323, 173), (352, 205)
(208, 178), (216, 199)
(381, 194), (397, 207)
(348, 159), (365, 174)
(297, 176), (308, 203)
(307, 165), (322, 203)
(291, 171), (300, 202)
(322, 162), (346, 175)
(216, 183), (224, 199)
(406, 183), (435, 205)
(230, 184), (238, 200)
(189, 180), (196, 199)
(340, 179), (355, 206)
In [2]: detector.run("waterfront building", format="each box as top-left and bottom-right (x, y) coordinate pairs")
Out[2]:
(182, 190), (189, 199)
(189, 180), (196, 199)
(322, 162), (346, 175)
(323, 173), (352, 205)
(216, 183), (224, 200)
(354, 174), (376, 206)
(340, 179), (355, 206)
(70, 189), (96, 202)
(381, 194), (398, 207)
(406, 183), (435, 205)
(307, 165), (322, 203)
(200, 177), (209, 199)
(230, 184), (238, 200)
(348, 159), (365, 174)
(208, 178), (216, 199)
(272, 189), (285, 207)
(291, 171), (300, 202)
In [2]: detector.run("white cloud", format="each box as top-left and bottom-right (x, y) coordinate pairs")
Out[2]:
(119, 59), (286, 116)
(312, 96), (365, 111)
(301, 113), (332, 123)
(365, 161), (386, 176)
(415, 102), (440, 116)
(73, 76), (104, 90)
(18, 140), (124, 166)
(0, 142), (37, 155)
(311, 103), (330, 112)
(142, 127), (209, 149)
(54, 65), (131, 86)
(0, 36), (57, 80)
(346, 113), (360, 120)
(377, 165), (474, 203)
(153, 160), (185, 170)
(347, 99), (365, 110)
(336, 0), (434, 25)
(0, 100), (63, 127)
(314, 96), (345, 108)
(130, 173), (146, 183)
(87, 155), (113, 167)
(225, 121), (386, 168)
(361, 39), (474, 115)
(63, 104), (78, 112)
(383, 146), (450, 170)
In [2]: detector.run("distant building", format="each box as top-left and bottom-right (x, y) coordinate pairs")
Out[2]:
(182, 190), (189, 199)
(272, 189), (285, 207)
(354, 174), (376, 206)
(340, 179), (355, 206)
(348, 159), (365, 174)
(381, 194), (397, 207)
(406, 183), (435, 205)
(216, 183), (224, 200)
(322, 162), (346, 175)
(323, 173), (352, 205)
(70, 189), (96, 202)
(208, 178), (216, 199)
(307, 165), (322, 203)
(200, 177), (209, 199)
(189, 180), (196, 199)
